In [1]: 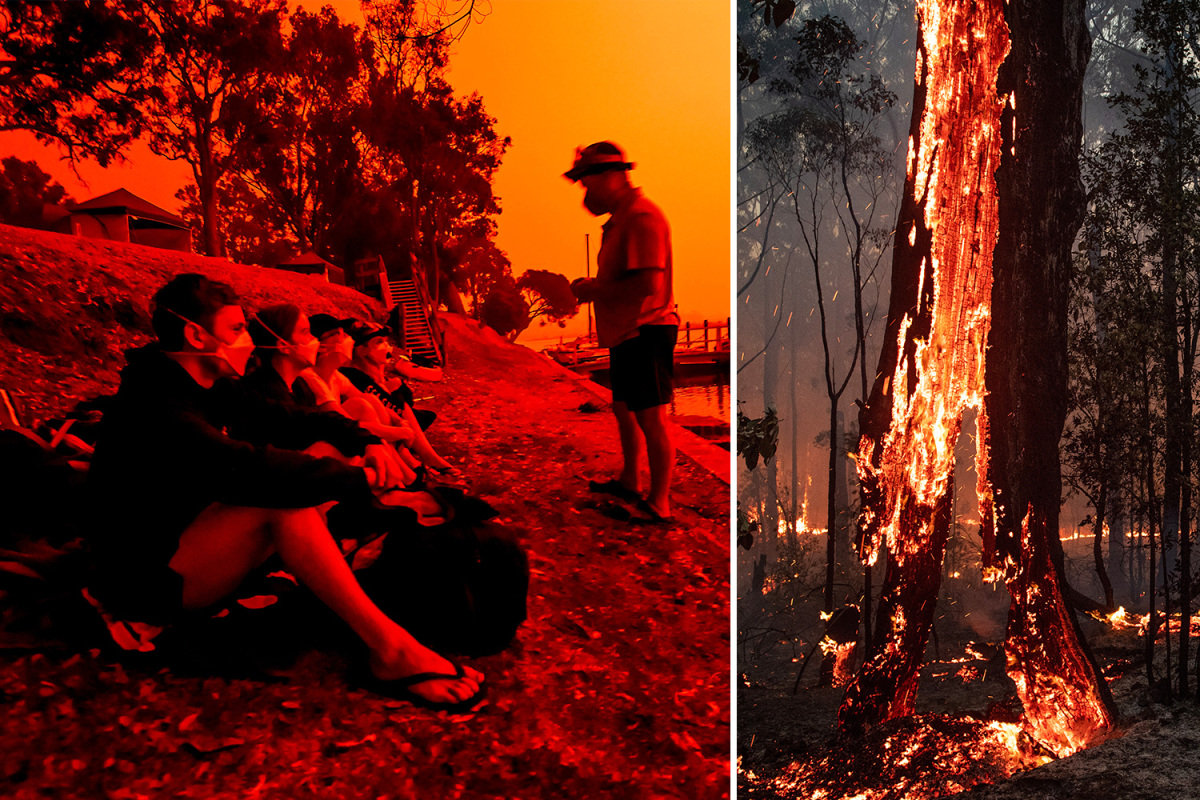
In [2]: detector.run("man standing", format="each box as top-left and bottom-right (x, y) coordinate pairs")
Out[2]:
(567, 141), (679, 523)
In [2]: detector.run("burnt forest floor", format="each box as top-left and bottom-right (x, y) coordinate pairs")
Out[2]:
(738, 572), (1200, 800)
(0, 225), (731, 799)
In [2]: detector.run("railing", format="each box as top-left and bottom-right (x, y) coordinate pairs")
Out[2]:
(679, 317), (731, 352)
(548, 317), (730, 368)
(408, 268), (445, 365)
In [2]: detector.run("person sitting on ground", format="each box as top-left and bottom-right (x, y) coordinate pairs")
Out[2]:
(242, 304), (442, 520)
(300, 314), (420, 454)
(340, 321), (459, 477)
(390, 347), (443, 384)
(382, 346), (441, 432)
(85, 274), (483, 711)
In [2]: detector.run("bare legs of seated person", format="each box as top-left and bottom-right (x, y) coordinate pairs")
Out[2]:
(348, 393), (455, 474)
(168, 502), (482, 704)
(342, 397), (454, 476)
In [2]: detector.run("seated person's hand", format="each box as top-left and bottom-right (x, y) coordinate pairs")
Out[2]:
(392, 423), (416, 446)
(363, 444), (400, 490)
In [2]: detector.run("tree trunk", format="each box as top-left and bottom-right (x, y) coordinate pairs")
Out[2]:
(984, 0), (1115, 754)
(840, 0), (1116, 753)
(840, 0), (1007, 736)
(791, 317), (800, 553)
(824, 401), (839, 615)
(198, 131), (221, 257)
(1095, 482), (1114, 607)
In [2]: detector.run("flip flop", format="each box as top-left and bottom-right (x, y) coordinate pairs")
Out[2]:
(355, 661), (487, 714)
(588, 478), (641, 503)
(630, 508), (677, 526)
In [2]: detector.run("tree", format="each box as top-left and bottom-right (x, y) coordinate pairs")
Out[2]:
(838, 0), (1115, 755)
(516, 270), (578, 332)
(359, 2), (508, 303)
(0, 0), (153, 165)
(0, 156), (73, 229)
(449, 235), (512, 316)
(478, 275), (528, 341)
(746, 14), (896, 634)
(235, 5), (368, 258)
(136, 0), (287, 257)
(175, 176), (290, 267)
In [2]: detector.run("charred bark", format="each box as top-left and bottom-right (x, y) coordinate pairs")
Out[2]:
(839, 486), (952, 735)
(840, 0), (1005, 736)
(986, 0), (1115, 753)
(839, 0), (1116, 754)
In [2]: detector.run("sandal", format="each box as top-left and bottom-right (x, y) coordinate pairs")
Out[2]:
(630, 506), (677, 526)
(355, 661), (487, 714)
(588, 478), (641, 503)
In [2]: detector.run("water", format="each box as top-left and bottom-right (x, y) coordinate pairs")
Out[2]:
(669, 371), (730, 421)
(588, 368), (730, 422)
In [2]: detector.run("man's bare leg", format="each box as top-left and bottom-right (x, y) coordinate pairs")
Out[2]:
(635, 404), (674, 517)
(168, 503), (481, 704)
(612, 400), (644, 493)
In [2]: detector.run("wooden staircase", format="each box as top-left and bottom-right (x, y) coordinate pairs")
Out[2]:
(387, 278), (443, 365)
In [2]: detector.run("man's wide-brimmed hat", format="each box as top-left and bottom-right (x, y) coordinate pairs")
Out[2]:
(564, 141), (635, 182)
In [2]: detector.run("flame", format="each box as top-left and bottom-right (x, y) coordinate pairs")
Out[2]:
(1087, 607), (1200, 639)
(775, 476), (828, 538)
(855, 0), (1006, 574)
(841, 0), (1113, 760)
(819, 637), (858, 687)
(755, 714), (1054, 800)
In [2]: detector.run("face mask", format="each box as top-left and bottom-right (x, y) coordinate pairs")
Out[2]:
(164, 309), (255, 377)
(250, 314), (319, 369)
(294, 336), (320, 368)
(319, 333), (354, 363)
(219, 331), (255, 376)
(583, 189), (605, 216)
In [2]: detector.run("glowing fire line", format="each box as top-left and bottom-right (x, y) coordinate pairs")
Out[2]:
(842, 0), (1113, 762)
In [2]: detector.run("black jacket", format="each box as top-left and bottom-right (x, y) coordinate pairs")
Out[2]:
(87, 345), (380, 612)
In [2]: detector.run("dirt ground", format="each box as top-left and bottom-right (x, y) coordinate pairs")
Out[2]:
(0, 225), (731, 799)
(737, 559), (1200, 800)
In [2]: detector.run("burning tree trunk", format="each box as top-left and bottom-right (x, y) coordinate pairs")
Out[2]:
(840, 0), (1007, 736)
(839, 0), (1116, 754)
(985, 0), (1115, 755)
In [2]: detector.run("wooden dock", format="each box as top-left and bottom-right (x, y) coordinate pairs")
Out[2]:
(545, 318), (730, 375)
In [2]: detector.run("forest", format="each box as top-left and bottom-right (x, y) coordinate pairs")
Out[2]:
(0, 0), (577, 341)
(738, 0), (1200, 796)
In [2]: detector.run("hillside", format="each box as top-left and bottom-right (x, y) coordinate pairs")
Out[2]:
(0, 225), (731, 798)
(0, 224), (381, 424)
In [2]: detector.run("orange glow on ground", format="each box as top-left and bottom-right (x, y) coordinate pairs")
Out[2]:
(0, 1), (730, 340)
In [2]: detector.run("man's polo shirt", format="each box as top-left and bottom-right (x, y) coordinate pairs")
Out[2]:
(594, 187), (680, 349)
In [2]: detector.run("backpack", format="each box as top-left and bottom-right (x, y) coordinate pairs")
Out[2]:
(355, 494), (529, 658)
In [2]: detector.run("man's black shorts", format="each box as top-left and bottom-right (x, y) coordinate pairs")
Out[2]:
(609, 324), (677, 412)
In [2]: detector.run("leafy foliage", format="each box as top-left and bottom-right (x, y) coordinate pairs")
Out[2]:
(234, 5), (367, 258)
(517, 270), (579, 330)
(0, 0), (154, 165)
(478, 275), (528, 341)
(0, 156), (73, 229)
(737, 407), (779, 471)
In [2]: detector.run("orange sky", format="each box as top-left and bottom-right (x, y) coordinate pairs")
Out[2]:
(0, 1), (730, 339)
